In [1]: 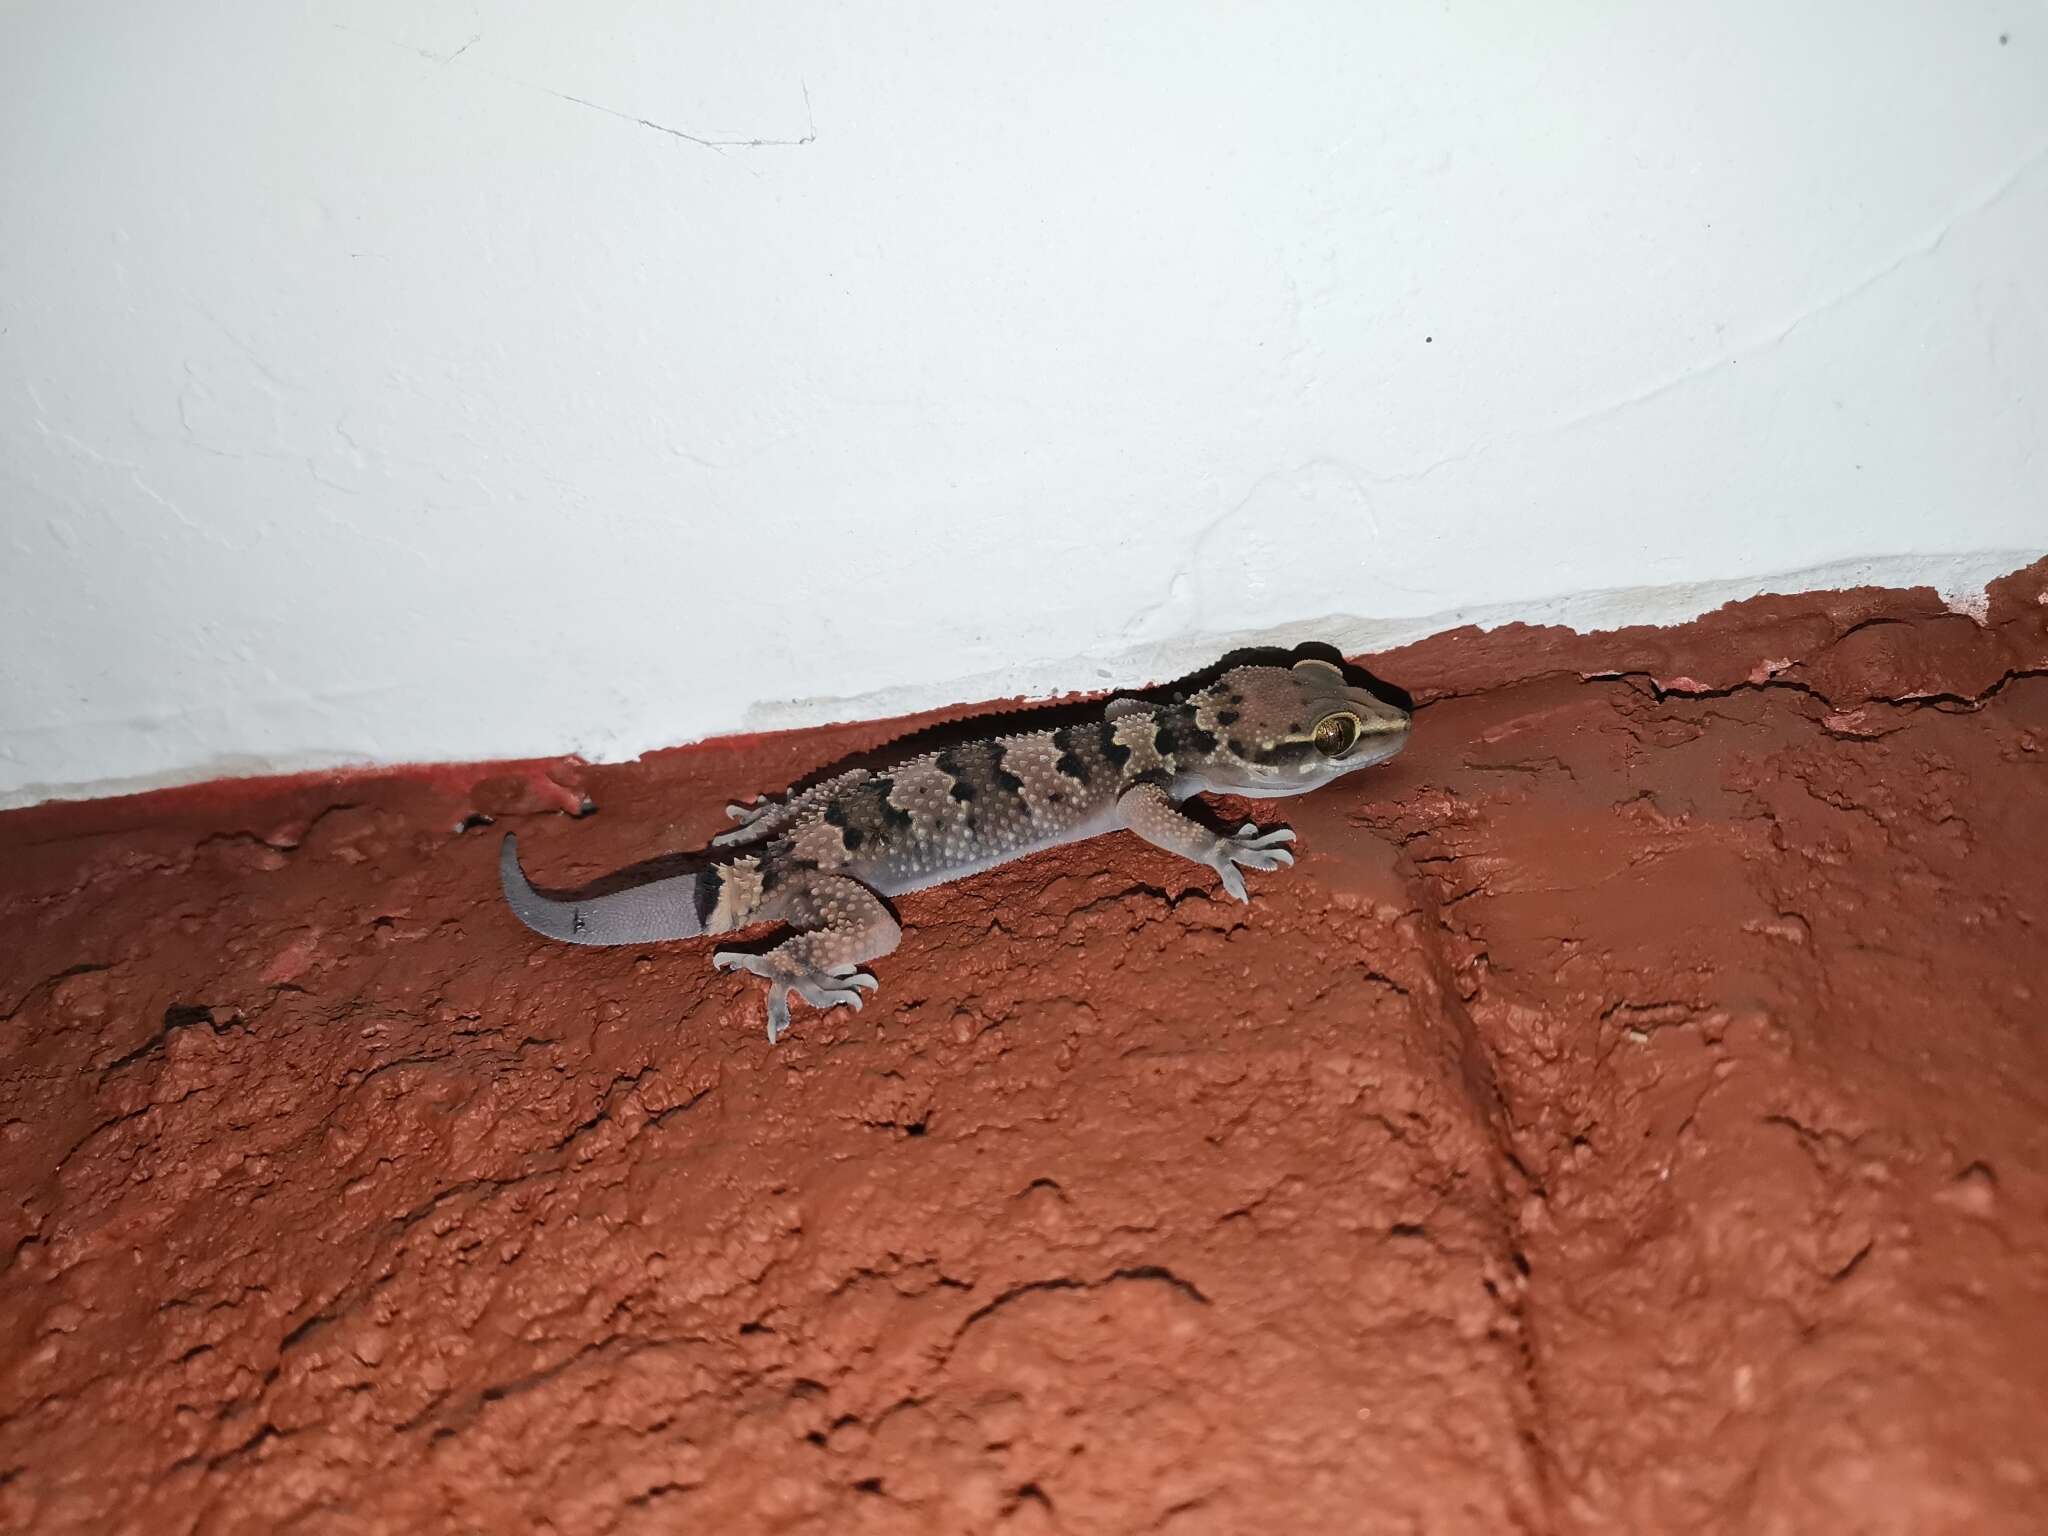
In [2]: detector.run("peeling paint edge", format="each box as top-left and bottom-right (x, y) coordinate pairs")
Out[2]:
(734, 547), (2045, 737)
(6, 547), (2041, 813)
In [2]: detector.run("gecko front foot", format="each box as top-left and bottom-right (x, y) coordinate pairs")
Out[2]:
(1211, 823), (1296, 902)
(713, 951), (879, 1043)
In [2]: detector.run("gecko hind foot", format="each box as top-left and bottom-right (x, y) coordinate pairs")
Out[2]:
(714, 950), (878, 1043)
(1212, 823), (1297, 902)
(710, 797), (777, 847)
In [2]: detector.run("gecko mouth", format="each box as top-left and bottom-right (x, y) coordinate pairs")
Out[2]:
(1347, 719), (1412, 766)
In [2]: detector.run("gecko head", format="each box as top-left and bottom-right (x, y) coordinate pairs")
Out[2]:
(1184, 656), (1410, 798)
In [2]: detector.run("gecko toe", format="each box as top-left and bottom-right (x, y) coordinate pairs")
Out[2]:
(764, 989), (792, 1044)
(793, 977), (873, 1012)
(745, 969), (860, 1042)
(714, 798), (780, 847)
(1237, 827), (1295, 850)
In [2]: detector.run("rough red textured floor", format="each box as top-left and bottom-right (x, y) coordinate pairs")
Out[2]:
(4, 562), (2046, 1534)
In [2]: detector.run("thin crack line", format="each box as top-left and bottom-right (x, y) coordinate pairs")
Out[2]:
(526, 83), (734, 154)
(329, 25), (816, 154)
(519, 75), (817, 151)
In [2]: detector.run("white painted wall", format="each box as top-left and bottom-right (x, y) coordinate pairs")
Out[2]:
(3, 1), (2044, 808)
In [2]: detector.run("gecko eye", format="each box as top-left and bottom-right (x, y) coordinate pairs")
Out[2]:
(1312, 713), (1361, 757)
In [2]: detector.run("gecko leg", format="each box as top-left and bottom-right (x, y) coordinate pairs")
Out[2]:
(712, 770), (872, 848)
(712, 873), (900, 1043)
(711, 796), (783, 847)
(1116, 782), (1295, 903)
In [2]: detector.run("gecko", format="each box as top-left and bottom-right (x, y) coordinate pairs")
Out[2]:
(500, 654), (1411, 1042)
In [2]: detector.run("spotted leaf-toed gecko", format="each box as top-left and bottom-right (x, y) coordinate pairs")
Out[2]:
(501, 654), (1411, 1042)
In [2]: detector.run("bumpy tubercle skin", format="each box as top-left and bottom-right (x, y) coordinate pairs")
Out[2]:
(503, 656), (1411, 1041)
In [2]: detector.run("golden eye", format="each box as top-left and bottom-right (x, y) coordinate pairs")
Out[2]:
(1313, 713), (1361, 757)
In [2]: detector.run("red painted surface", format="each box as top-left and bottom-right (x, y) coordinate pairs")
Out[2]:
(3, 561), (2046, 1533)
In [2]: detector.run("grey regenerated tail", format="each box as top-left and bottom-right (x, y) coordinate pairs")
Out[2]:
(499, 834), (706, 946)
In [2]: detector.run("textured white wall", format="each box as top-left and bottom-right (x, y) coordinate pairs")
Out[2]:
(3, 1), (2044, 808)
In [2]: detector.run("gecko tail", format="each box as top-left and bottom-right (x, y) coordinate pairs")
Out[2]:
(500, 834), (707, 946)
